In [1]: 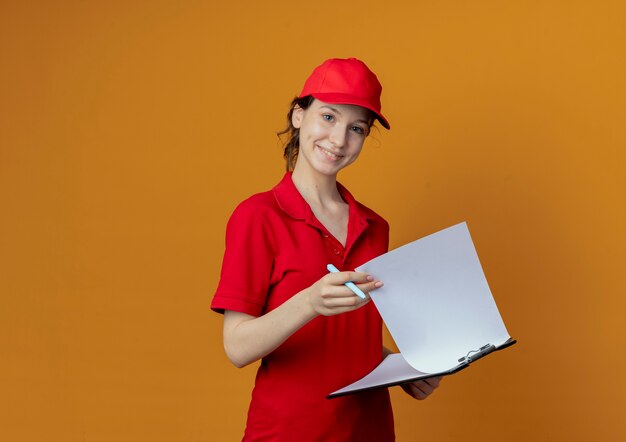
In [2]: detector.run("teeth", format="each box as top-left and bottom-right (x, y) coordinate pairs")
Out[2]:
(319, 146), (342, 159)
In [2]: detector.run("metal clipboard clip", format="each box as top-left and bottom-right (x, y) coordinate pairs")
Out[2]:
(458, 343), (497, 364)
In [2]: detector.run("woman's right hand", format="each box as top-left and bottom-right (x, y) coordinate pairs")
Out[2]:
(306, 271), (383, 316)
(223, 271), (383, 368)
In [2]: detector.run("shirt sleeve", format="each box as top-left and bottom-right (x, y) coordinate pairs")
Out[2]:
(211, 201), (275, 316)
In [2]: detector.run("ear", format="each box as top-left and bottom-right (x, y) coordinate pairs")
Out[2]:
(291, 105), (304, 129)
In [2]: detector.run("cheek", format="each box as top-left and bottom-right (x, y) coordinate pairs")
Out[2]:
(299, 121), (326, 143)
(348, 137), (366, 156)
(342, 147), (364, 168)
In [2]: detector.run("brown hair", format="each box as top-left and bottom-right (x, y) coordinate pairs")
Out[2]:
(278, 96), (315, 172)
(277, 96), (377, 171)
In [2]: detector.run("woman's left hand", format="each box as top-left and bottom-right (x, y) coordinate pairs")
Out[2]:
(400, 377), (442, 400)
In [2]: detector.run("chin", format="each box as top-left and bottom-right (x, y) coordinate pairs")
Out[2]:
(311, 162), (346, 177)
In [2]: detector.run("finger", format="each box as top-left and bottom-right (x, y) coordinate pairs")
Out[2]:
(423, 376), (442, 389)
(318, 297), (371, 316)
(321, 284), (365, 299)
(403, 383), (428, 400)
(355, 280), (384, 294)
(412, 380), (434, 396)
(319, 305), (364, 316)
(322, 295), (370, 309)
(327, 271), (372, 285)
(322, 279), (381, 299)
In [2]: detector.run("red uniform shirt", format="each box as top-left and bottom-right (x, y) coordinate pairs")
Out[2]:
(212, 172), (394, 441)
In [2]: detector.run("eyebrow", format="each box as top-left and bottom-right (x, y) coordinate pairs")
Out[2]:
(320, 105), (370, 125)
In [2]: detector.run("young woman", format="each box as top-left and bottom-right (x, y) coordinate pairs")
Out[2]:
(212, 58), (441, 441)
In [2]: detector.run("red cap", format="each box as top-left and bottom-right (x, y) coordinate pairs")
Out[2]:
(298, 58), (390, 129)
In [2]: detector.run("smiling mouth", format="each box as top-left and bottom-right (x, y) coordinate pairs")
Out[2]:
(317, 145), (343, 160)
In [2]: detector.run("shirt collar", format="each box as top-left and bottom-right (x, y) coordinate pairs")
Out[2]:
(272, 172), (375, 224)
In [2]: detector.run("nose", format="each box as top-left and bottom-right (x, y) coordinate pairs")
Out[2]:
(328, 124), (347, 148)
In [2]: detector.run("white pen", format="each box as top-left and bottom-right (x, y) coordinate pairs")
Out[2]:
(326, 264), (367, 299)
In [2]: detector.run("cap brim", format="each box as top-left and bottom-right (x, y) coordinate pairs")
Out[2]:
(307, 92), (391, 130)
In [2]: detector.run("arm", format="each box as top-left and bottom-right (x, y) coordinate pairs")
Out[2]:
(223, 271), (383, 368)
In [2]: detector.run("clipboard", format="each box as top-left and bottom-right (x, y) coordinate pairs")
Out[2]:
(328, 222), (516, 399)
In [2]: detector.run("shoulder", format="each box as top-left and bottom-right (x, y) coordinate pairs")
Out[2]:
(344, 187), (389, 233)
(356, 201), (389, 230)
(228, 183), (288, 221)
(337, 181), (389, 231)
(232, 189), (277, 216)
(225, 188), (283, 237)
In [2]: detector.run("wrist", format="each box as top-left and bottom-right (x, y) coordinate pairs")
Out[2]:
(295, 287), (319, 321)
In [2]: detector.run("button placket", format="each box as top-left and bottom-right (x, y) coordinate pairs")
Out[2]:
(321, 230), (345, 261)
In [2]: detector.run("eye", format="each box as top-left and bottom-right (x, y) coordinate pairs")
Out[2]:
(351, 125), (366, 135)
(322, 114), (334, 122)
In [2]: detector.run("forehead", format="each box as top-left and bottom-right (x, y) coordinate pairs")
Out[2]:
(310, 99), (371, 121)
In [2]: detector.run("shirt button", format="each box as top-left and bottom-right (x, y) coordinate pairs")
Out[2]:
(323, 233), (329, 238)
(334, 249), (341, 255)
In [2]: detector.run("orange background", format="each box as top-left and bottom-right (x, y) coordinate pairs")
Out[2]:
(1, 1), (625, 441)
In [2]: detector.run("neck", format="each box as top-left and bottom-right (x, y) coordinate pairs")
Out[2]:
(291, 163), (342, 208)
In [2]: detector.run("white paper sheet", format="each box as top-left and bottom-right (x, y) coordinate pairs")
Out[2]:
(358, 222), (511, 374)
(330, 353), (438, 397)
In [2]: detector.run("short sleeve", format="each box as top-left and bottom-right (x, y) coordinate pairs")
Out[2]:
(211, 202), (275, 316)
